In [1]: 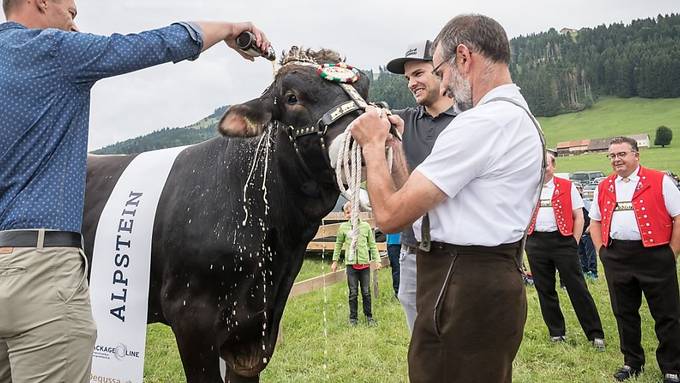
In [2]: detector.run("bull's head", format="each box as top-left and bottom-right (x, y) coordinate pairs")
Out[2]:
(218, 47), (370, 178)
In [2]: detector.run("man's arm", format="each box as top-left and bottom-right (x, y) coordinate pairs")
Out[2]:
(193, 21), (269, 58)
(364, 146), (446, 233)
(572, 208), (584, 244)
(671, 215), (680, 258)
(387, 115), (410, 189)
(351, 108), (448, 233)
(389, 142), (410, 190)
(591, 220), (603, 254)
(56, 21), (269, 84)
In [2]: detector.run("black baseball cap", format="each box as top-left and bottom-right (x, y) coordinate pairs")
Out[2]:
(386, 40), (434, 74)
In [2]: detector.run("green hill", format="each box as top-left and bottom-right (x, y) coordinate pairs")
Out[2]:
(538, 97), (680, 174)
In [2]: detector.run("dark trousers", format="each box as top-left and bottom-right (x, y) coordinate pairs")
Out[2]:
(579, 233), (598, 275)
(387, 244), (401, 296)
(347, 266), (372, 320)
(526, 231), (604, 340)
(408, 241), (526, 383)
(600, 240), (680, 374)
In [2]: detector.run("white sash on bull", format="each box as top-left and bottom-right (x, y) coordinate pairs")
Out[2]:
(89, 146), (187, 383)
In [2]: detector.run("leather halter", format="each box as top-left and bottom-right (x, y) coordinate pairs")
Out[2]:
(284, 81), (370, 179)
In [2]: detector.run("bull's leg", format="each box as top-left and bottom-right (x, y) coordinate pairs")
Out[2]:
(170, 316), (222, 383)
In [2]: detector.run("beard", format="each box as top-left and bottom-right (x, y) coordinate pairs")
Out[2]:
(446, 65), (473, 111)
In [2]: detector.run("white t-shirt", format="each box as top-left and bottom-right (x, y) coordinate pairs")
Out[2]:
(413, 84), (543, 246)
(590, 167), (680, 240)
(535, 178), (584, 232)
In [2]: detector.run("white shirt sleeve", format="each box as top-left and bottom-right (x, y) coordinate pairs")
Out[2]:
(663, 175), (680, 217)
(589, 187), (602, 221)
(570, 183), (584, 210)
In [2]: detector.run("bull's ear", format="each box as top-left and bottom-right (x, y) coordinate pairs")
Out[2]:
(218, 98), (272, 137)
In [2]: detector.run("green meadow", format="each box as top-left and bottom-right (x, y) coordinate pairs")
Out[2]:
(538, 97), (680, 175)
(144, 263), (680, 383)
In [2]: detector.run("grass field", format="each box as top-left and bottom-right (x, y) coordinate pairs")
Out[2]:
(144, 261), (680, 382)
(537, 97), (680, 175)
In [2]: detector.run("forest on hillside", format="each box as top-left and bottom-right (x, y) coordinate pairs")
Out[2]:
(95, 14), (680, 154)
(371, 13), (680, 116)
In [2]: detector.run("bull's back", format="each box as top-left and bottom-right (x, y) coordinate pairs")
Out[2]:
(82, 154), (138, 265)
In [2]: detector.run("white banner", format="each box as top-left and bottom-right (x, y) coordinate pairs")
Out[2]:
(89, 146), (187, 383)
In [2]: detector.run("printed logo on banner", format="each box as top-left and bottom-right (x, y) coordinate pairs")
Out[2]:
(93, 343), (142, 361)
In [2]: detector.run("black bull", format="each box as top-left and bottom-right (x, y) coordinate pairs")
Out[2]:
(81, 59), (370, 382)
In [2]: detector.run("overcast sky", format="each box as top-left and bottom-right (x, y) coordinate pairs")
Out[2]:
(64, 0), (679, 150)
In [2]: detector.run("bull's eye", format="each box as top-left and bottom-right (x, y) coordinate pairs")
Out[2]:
(286, 94), (298, 105)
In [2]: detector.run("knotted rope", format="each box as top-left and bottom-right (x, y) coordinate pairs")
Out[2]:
(334, 110), (394, 261)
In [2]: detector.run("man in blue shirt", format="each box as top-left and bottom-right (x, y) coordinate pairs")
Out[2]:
(0, 0), (270, 381)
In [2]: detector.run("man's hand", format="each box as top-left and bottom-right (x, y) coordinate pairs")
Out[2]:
(386, 114), (405, 150)
(224, 22), (270, 61)
(574, 235), (580, 245)
(195, 21), (270, 60)
(331, 261), (338, 273)
(350, 106), (391, 151)
(373, 262), (382, 271)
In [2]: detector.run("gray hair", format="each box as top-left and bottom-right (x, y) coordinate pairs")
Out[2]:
(609, 136), (639, 152)
(432, 14), (511, 65)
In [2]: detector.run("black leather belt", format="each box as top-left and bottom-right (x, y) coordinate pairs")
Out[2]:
(424, 240), (522, 252)
(0, 230), (82, 248)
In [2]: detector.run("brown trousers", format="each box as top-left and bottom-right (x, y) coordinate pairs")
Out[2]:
(408, 241), (527, 383)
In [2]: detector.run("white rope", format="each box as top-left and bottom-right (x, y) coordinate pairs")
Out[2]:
(334, 114), (393, 261)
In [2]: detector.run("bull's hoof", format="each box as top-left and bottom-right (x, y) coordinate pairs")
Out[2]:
(226, 371), (259, 383)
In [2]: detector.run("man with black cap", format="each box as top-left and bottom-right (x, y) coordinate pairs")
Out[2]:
(385, 40), (455, 333)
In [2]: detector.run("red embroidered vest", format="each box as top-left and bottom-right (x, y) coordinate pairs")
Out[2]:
(598, 166), (672, 248)
(528, 177), (574, 236)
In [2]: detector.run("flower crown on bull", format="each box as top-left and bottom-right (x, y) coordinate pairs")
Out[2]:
(279, 47), (360, 84)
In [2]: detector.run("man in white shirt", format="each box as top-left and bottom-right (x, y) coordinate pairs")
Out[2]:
(350, 14), (543, 383)
(526, 152), (604, 348)
(590, 136), (680, 383)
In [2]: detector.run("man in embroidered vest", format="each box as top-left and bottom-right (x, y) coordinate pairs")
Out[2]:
(590, 136), (680, 383)
(526, 152), (605, 349)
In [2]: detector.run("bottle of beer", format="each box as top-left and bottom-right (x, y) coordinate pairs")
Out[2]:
(236, 31), (276, 61)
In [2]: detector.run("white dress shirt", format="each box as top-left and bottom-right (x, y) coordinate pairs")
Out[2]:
(535, 178), (584, 232)
(413, 84), (543, 246)
(590, 167), (680, 240)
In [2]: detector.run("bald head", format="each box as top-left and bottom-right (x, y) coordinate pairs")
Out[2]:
(3, 0), (19, 15)
(3, 0), (78, 31)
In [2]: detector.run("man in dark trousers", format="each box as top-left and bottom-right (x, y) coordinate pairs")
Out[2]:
(526, 152), (605, 349)
(351, 14), (544, 383)
(591, 136), (680, 383)
(385, 40), (455, 333)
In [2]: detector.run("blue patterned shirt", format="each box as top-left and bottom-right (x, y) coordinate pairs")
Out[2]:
(0, 22), (203, 232)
